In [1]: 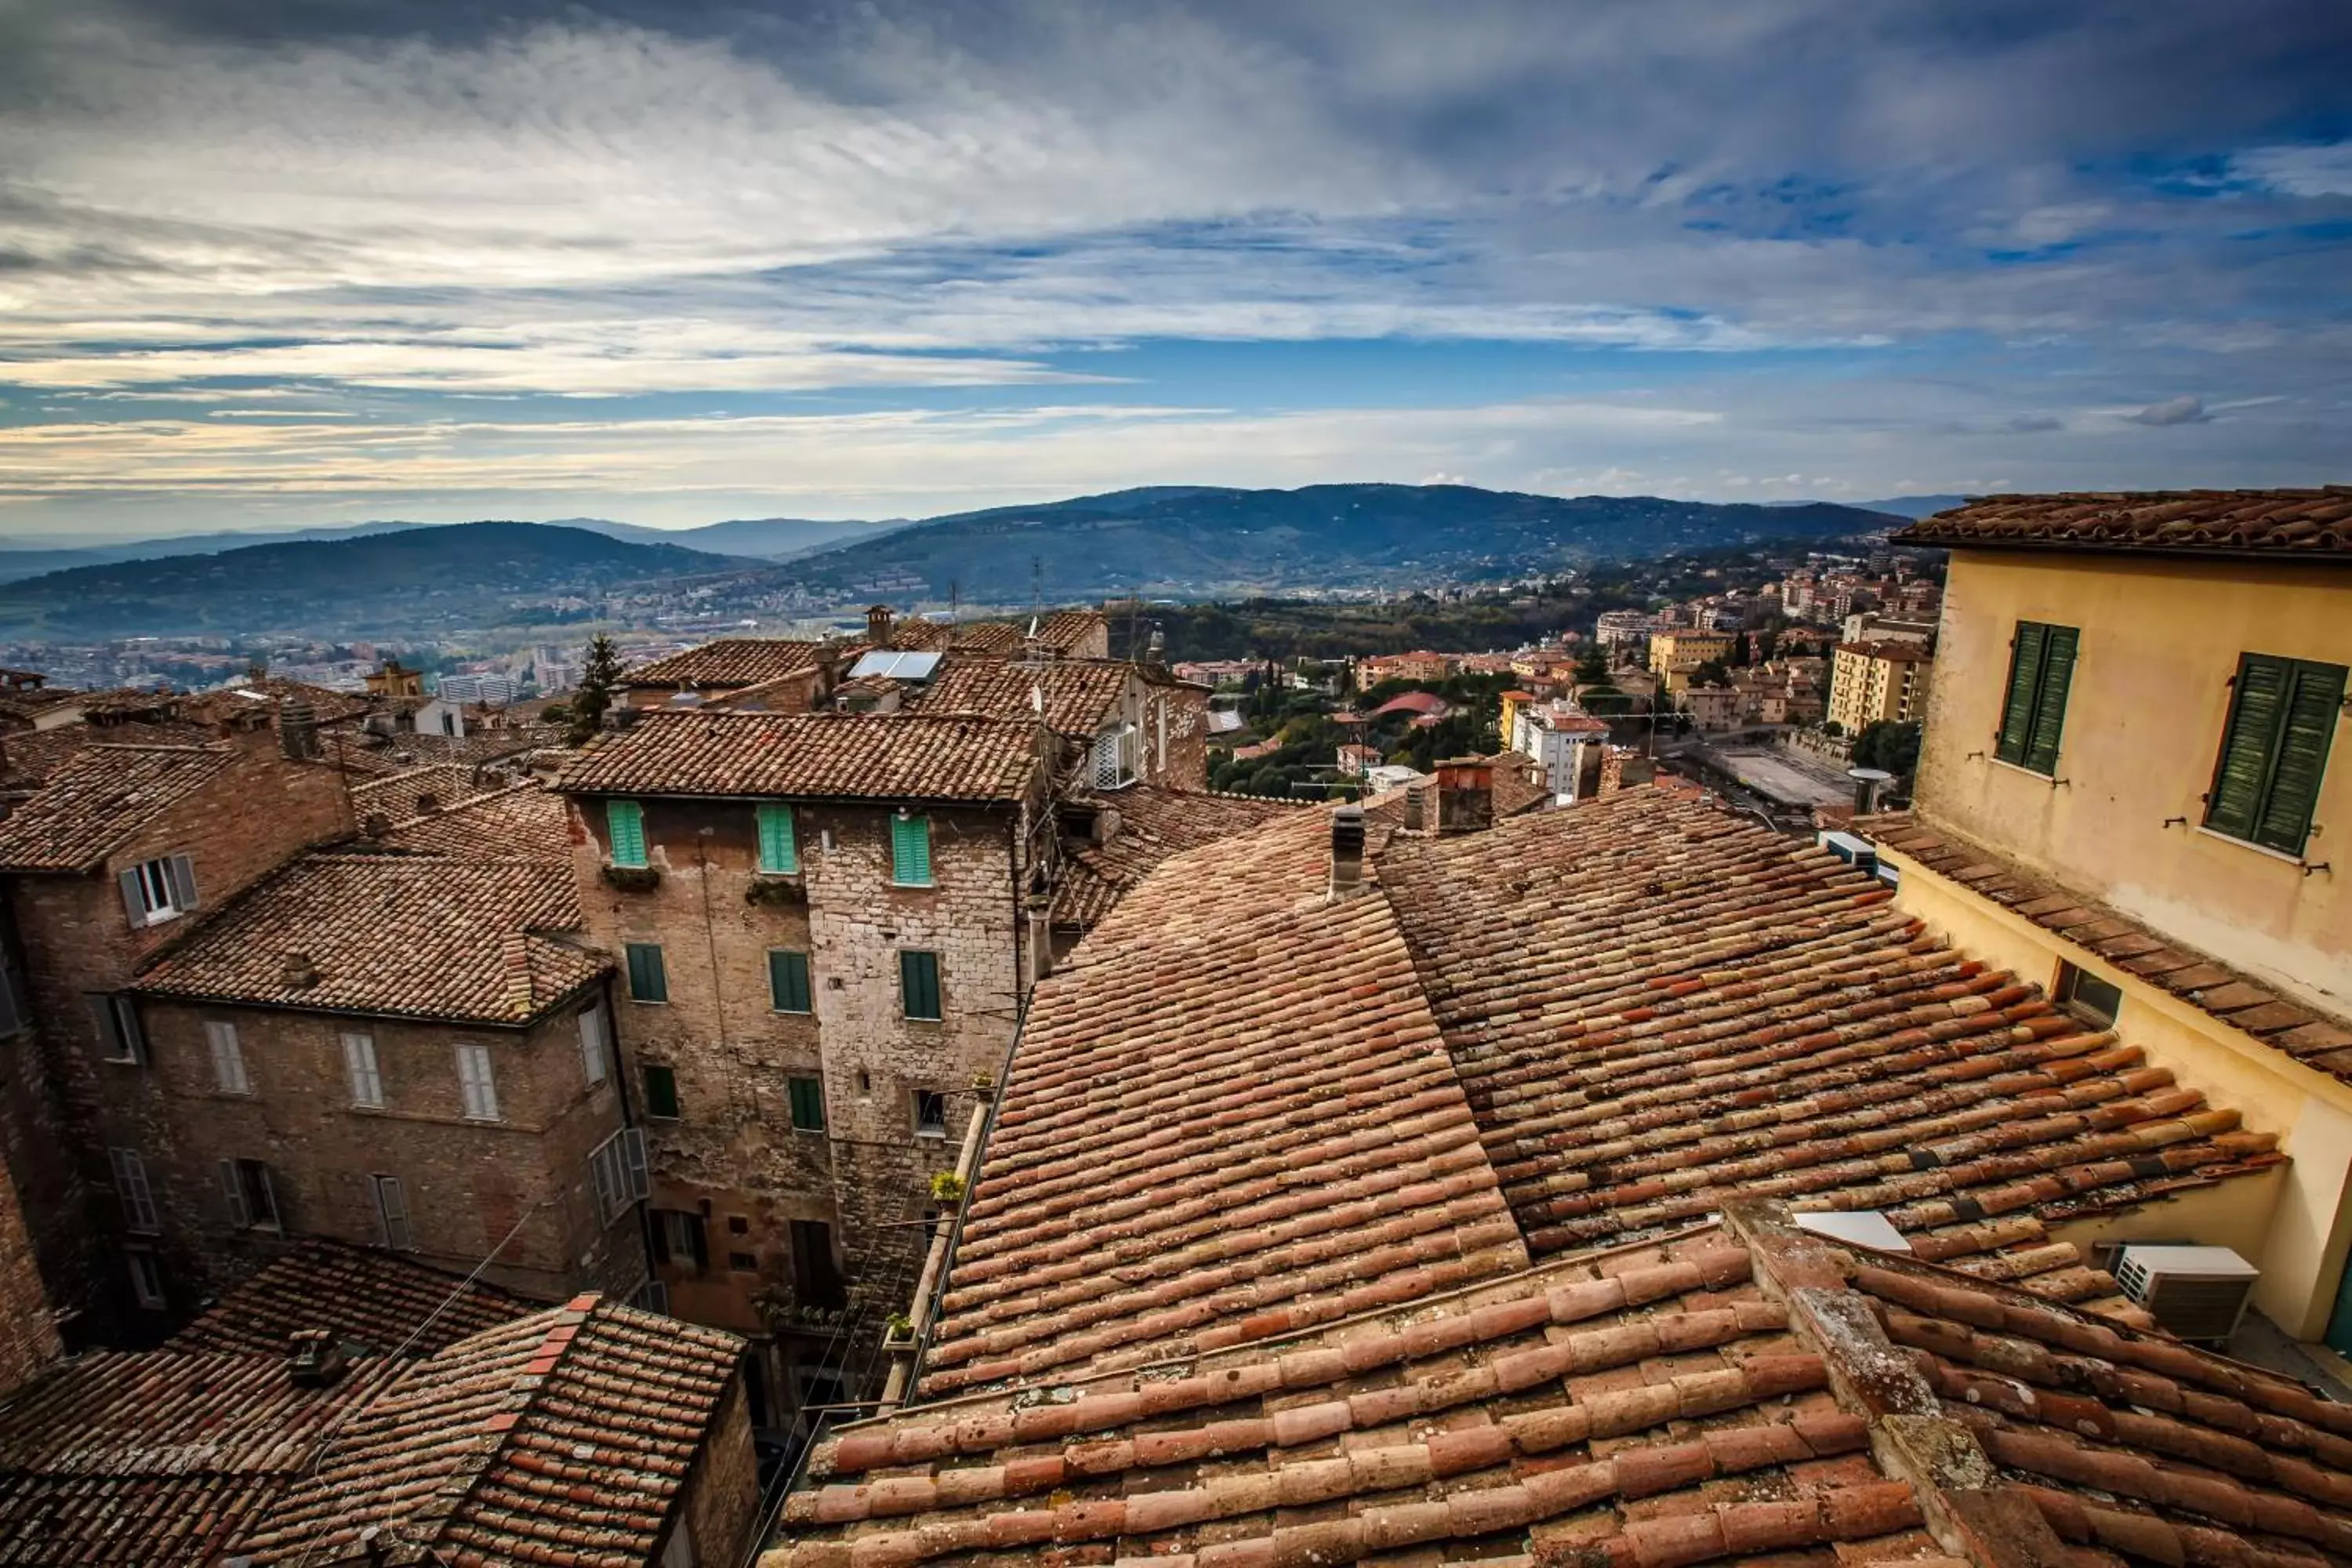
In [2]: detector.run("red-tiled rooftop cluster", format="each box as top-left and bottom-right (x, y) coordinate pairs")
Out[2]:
(1051, 785), (1300, 929)
(381, 779), (574, 862)
(1896, 487), (2352, 557)
(0, 742), (235, 872)
(167, 1237), (532, 1357)
(626, 639), (829, 689)
(555, 712), (1046, 804)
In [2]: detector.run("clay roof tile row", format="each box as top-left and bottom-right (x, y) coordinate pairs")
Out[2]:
(1896, 487), (2352, 557)
(554, 712), (1045, 804)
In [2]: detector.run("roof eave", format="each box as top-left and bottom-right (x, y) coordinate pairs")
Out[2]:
(1890, 532), (2352, 566)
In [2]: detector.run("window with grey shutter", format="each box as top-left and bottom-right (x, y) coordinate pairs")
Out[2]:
(166, 855), (199, 913)
(89, 994), (145, 1065)
(588, 1127), (648, 1223)
(108, 1149), (158, 1233)
(372, 1175), (413, 1251)
(219, 1158), (249, 1229)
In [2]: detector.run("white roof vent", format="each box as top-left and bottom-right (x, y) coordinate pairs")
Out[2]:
(1793, 1210), (1911, 1254)
(2114, 1246), (2258, 1341)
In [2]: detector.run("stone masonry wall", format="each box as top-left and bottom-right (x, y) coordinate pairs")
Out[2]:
(0, 1161), (59, 1399)
(125, 992), (642, 1319)
(572, 790), (1028, 1411)
(0, 742), (350, 1342)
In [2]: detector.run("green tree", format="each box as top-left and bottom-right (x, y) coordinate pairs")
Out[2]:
(567, 634), (623, 746)
(1853, 720), (1922, 779)
(1573, 645), (1609, 684)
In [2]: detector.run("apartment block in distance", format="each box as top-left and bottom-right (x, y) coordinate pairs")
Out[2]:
(1828, 637), (1936, 731)
(1860, 489), (2352, 1352)
(556, 711), (1058, 1430)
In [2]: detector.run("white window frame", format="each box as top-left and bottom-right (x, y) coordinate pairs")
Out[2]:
(588, 1127), (649, 1225)
(454, 1042), (501, 1122)
(343, 1032), (384, 1109)
(108, 1148), (159, 1233)
(220, 1157), (280, 1232)
(205, 1020), (250, 1096)
(578, 1005), (609, 1087)
(125, 1247), (167, 1310)
(372, 1174), (414, 1251)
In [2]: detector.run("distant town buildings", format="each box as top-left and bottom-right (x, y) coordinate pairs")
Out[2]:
(1828, 638), (1936, 731)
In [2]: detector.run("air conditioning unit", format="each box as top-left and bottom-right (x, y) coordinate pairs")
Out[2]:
(1816, 831), (1877, 873)
(2113, 1246), (2259, 1341)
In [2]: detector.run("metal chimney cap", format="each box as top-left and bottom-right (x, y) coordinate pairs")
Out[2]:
(1846, 768), (1894, 783)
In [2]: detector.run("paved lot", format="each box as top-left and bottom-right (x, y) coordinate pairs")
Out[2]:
(1704, 746), (1852, 810)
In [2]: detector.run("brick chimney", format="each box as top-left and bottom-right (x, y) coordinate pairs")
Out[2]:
(287, 1328), (347, 1387)
(866, 604), (896, 649)
(1328, 804), (1367, 898)
(281, 952), (319, 989)
(1401, 779), (1434, 833)
(1436, 758), (1494, 834)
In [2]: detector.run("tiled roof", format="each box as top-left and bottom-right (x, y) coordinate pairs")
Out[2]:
(0, 718), (216, 795)
(779, 1200), (2352, 1568)
(925, 809), (1526, 1396)
(178, 677), (376, 728)
(0, 742), (236, 872)
(904, 658), (1131, 736)
(168, 1238), (533, 1357)
(1380, 791), (2278, 1307)
(351, 760), (495, 815)
(0, 1346), (404, 1563)
(1896, 488), (2352, 557)
(234, 1295), (743, 1567)
(132, 855), (604, 1025)
(1860, 811), (2352, 1075)
(1371, 691), (1450, 717)
(782, 1222), (1926, 1568)
(892, 618), (1018, 654)
(626, 639), (826, 689)
(381, 781), (574, 862)
(1481, 752), (1555, 816)
(555, 712), (1045, 804)
(1053, 786), (1302, 929)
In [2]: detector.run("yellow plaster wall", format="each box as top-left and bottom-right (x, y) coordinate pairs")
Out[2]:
(1889, 851), (2352, 1338)
(1914, 553), (2352, 1020)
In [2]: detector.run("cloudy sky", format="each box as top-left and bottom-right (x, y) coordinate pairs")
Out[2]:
(1, 0), (2347, 539)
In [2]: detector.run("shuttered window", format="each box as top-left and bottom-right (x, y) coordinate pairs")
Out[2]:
(625, 942), (668, 1003)
(768, 949), (812, 1014)
(899, 949), (942, 1022)
(576, 1007), (608, 1086)
(220, 1158), (279, 1231)
(756, 803), (798, 874)
(890, 814), (933, 886)
(589, 1127), (649, 1222)
(454, 1043), (500, 1121)
(644, 1063), (681, 1119)
(2205, 653), (2347, 856)
(343, 1033), (384, 1108)
(108, 1149), (159, 1233)
(90, 994), (146, 1065)
(372, 1175), (413, 1251)
(205, 1021), (250, 1096)
(1994, 621), (2078, 775)
(606, 799), (649, 868)
(788, 1075), (826, 1131)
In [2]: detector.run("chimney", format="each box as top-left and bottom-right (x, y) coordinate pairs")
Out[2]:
(1436, 758), (1494, 834)
(1848, 767), (1893, 817)
(1402, 779), (1434, 833)
(1329, 804), (1367, 898)
(281, 952), (319, 989)
(277, 699), (320, 760)
(866, 604), (896, 649)
(287, 1328), (347, 1387)
(1145, 628), (1167, 672)
(815, 641), (847, 704)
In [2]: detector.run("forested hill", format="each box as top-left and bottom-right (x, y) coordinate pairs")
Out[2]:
(779, 485), (1899, 600)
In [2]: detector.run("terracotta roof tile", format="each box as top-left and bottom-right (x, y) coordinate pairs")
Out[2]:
(554, 711), (1045, 804)
(1380, 792), (2278, 1294)
(1858, 811), (2350, 1076)
(132, 854), (604, 1025)
(380, 781), (573, 862)
(1895, 488), (2352, 558)
(167, 1238), (534, 1356)
(626, 639), (828, 688)
(350, 760), (497, 816)
(0, 742), (237, 871)
(902, 657), (1131, 736)
(1051, 785), (1301, 929)
(0, 718), (220, 795)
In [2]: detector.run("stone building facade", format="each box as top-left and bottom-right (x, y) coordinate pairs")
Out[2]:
(0, 734), (352, 1341)
(0, 1166), (58, 1399)
(556, 711), (1057, 1429)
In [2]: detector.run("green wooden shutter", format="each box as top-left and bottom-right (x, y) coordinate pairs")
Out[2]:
(891, 815), (933, 885)
(900, 950), (942, 1020)
(606, 800), (648, 868)
(788, 1076), (826, 1131)
(2252, 659), (2346, 855)
(2021, 626), (2077, 775)
(756, 803), (797, 874)
(769, 949), (811, 1013)
(1994, 622), (2046, 765)
(625, 942), (668, 1003)
(2206, 655), (2291, 842)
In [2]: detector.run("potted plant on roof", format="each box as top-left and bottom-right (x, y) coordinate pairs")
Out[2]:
(929, 1171), (967, 1207)
(881, 1311), (916, 1349)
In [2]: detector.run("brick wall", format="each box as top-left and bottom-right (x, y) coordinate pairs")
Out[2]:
(0, 1161), (59, 1399)
(121, 992), (642, 1317)
(677, 1372), (761, 1566)
(1141, 680), (1209, 790)
(572, 790), (1031, 1414)
(0, 742), (350, 1342)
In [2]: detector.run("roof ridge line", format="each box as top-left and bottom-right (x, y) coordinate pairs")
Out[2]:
(409, 1293), (604, 1553)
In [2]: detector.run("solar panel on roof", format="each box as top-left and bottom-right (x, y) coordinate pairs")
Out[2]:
(845, 650), (943, 682)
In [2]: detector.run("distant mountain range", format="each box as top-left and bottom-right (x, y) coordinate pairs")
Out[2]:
(769, 485), (1903, 601)
(0, 485), (1908, 641)
(0, 515), (888, 585)
(0, 522), (744, 639)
